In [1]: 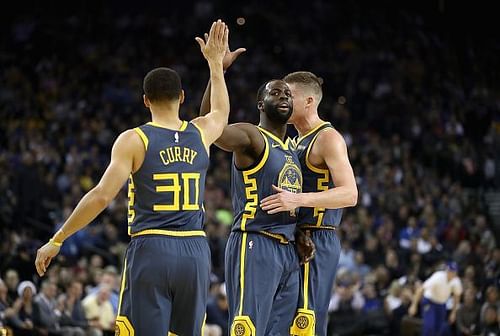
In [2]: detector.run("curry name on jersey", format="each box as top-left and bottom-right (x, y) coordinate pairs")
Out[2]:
(127, 121), (209, 235)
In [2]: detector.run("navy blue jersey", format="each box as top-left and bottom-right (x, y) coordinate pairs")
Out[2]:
(127, 121), (208, 235)
(231, 127), (302, 241)
(294, 122), (342, 228)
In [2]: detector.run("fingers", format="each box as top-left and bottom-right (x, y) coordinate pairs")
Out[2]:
(234, 47), (247, 56)
(204, 33), (209, 43)
(260, 194), (278, 204)
(195, 37), (206, 49)
(223, 25), (229, 48)
(260, 198), (281, 211)
(272, 185), (284, 192)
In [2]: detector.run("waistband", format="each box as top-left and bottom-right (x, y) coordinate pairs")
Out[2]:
(233, 230), (290, 244)
(130, 229), (206, 238)
(298, 225), (337, 231)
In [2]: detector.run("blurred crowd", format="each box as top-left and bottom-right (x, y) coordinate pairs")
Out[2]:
(1, 1), (499, 335)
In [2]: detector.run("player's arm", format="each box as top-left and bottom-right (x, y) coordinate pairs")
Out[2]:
(261, 128), (358, 213)
(35, 130), (142, 276)
(196, 30), (247, 151)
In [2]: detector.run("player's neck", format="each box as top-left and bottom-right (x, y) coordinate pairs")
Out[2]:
(258, 120), (287, 140)
(150, 111), (183, 129)
(294, 113), (324, 137)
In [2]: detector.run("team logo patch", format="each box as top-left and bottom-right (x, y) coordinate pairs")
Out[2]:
(278, 156), (302, 194)
(231, 316), (255, 336)
(290, 309), (315, 336)
(234, 323), (246, 336)
(296, 315), (309, 328)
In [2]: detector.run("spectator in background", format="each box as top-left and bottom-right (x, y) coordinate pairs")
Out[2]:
(33, 279), (85, 336)
(409, 261), (463, 336)
(86, 266), (119, 315)
(205, 282), (228, 336)
(58, 280), (100, 336)
(82, 284), (115, 336)
(456, 287), (480, 336)
(3, 270), (19, 305)
(10, 281), (36, 335)
(479, 304), (499, 336)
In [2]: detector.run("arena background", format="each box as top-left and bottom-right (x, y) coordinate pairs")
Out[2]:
(1, 1), (499, 335)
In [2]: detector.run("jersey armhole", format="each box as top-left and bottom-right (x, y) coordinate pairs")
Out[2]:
(305, 129), (330, 174)
(190, 121), (209, 156)
(236, 130), (269, 174)
(133, 127), (149, 151)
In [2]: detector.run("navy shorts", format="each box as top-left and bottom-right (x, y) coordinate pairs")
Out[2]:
(115, 234), (210, 335)
(225, 231), (300, 335)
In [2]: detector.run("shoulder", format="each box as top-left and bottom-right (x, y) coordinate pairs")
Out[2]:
(113, 129), (144, 149)
(313, 126), (349, 158)
(315, 127), (346, 147)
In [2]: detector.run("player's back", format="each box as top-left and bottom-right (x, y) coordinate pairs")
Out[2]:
(127, 121), (208, 235)
(294, 122), (343, 229)
(231, 127), (302, 241)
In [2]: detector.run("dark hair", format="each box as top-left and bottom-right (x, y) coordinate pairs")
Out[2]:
(143, 67), (182, 102)
(256, 79), (281, 102)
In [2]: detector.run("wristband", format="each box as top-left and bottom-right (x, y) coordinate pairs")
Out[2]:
(49, 238), (63, 247)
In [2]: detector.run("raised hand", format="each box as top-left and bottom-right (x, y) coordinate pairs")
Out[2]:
(202, 32), (246, 71)
(195, 19), (228, 65)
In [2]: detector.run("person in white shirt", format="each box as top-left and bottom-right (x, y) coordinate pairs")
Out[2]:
(408, 261), (463, 336)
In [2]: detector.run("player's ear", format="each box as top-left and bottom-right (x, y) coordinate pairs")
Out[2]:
(257, 100), (263, 111)
(179, 90), (185, 105)
(306, 96), (314, 106)
(143, 94), (150, 108)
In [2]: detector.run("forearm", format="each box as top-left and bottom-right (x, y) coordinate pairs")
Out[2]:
(53, 186), (111, 243)
(199, 80), (211, 116)
(207, 62), (229, 123)
(297, 186), (357, 209)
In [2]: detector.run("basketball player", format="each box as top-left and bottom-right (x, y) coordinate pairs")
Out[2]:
(260, 71), (358, 335)
(35, 19), (230, 335)
(200, 65), (308, 333)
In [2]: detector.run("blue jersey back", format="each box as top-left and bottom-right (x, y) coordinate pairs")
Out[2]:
(231, 127), (302, 241)
(294, 122), (343, 228)
(127, 121), (208, 235)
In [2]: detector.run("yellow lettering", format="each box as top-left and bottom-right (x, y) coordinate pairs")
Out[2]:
(183, 147), (190, 163)
(174, 147), (182, 162)
(190, 149), (198, 164)
(159, 150), (169, 165)
(167, 148), (175, 163)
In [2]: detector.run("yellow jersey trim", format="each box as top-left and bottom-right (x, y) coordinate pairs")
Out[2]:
(303, 262), (310, 309)
(133, 127), (149, 150)
(299, 225), (337, 230)
(130, 229), (206, 237)
(295, 121), (330, 145)
(238, 233), (248, 316)
(240, 132), (269, 231)
(147, 120), (188, 131)
(305, 130), (330, 227)
(258, 231), (289, 244)
(117, 258), (127, 314)
(257, 126), (290, 150)
(191, 121), (209, 155)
